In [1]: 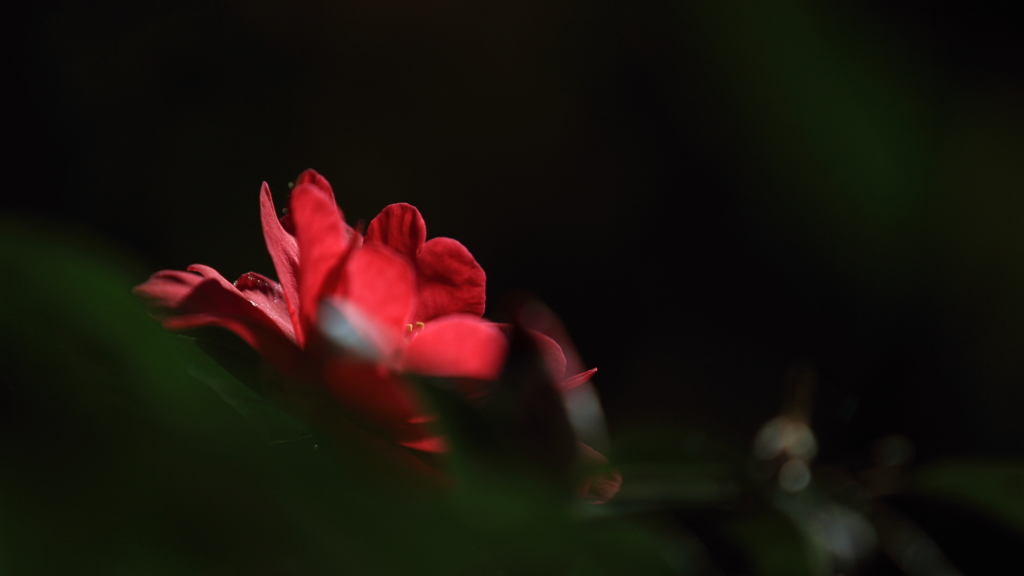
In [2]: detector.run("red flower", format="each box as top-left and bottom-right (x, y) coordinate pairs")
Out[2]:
(135, 169), (505, 451)
(135, 169), (619, 502)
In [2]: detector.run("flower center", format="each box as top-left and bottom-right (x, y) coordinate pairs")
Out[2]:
(405, 321), (425, 335)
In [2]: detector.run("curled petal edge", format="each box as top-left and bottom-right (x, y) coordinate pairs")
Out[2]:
(260, 182), (302, 344)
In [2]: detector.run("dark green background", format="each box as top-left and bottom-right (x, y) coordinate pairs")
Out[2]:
(5, 1), (1024, 574)
(8, 0), (1024, 457)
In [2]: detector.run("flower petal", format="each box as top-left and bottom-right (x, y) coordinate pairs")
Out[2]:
(289, 178), (354, 344)
(295, 168), (337, 206)
(364, 203), (426, 261)
(260, 181), (302, 343)
(415, 237), (486, 320)
(136, 268), (308, 380)
(133, 269), (205, 311)
(333, 243), (417, 346)
(165, 310), (309, 383)
(234, 272), (296, 343)
(400, 315), (508, 381)
(365, 203), (485, 321)
(560, 368), (597, 391)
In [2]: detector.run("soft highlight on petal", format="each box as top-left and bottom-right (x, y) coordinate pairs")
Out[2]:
(401, 315), (508, 381)
(334, 243), (417, 342)
(319, 298), (401, 361)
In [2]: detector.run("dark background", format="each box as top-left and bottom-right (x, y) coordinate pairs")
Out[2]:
(6, 0), (1024, 472)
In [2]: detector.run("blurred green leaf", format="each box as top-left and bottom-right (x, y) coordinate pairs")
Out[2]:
(609, 422), (746, 512)
(613, 463), (741, 509)
(0, 218), (676, 575)
(914, 459), (1024, 537)
(0, 219), (253, 441)
(683, 0), (928, 278)
(185, 333), (311, 445)
(722, 507), (817, 576)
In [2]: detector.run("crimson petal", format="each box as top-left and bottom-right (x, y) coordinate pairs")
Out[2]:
(400, 315), (508, 381)
(289, 179), (353, 343)
(560, 368), (597, 391)
(365, 203), (425, 260)
(260, 182), (302, 344)
(234, 272), (296, 343)
(366, 203), (485, 321)
(137, 269), (309, 381)
(332, 243), (417, 353)
(133, 268), (205, 312)
(415, 238), (486, 321)
(295, 168), (337, 206)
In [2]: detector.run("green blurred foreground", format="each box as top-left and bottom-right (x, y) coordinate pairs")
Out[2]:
(4, 222), (1024, 576)
(0, 221), (673, 575)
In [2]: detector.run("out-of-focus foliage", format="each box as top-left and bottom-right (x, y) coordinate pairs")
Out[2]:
(915, 460), (1024, 538)
(5, 220), (1024, 574)
(0, 221), (683, 575)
